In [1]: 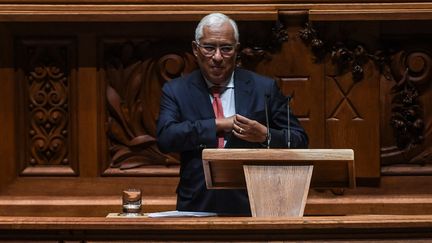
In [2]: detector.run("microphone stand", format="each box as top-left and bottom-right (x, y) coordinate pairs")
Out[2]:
(264, 94), (271, 149)
(287, 96), (291, 149)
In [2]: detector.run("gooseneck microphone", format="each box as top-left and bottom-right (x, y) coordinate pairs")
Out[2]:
(286, 96), (291, 149)
(264, 94), (271, 149)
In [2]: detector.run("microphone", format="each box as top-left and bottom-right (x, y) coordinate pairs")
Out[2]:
(264, 94), (271, 149)
(286, 96), (291, 149)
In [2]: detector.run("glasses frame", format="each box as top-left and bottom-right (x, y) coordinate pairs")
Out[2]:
(195, 42), (238, 58)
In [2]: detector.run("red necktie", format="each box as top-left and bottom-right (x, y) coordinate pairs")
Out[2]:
(211, 86), (225, 148)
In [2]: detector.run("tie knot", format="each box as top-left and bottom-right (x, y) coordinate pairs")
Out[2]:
(211, 86), (224, 98)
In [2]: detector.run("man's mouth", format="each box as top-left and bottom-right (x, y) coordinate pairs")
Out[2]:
(211, 66), (224, 70)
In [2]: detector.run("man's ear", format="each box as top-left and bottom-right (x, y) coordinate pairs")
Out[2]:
(192, 41), (199, 56)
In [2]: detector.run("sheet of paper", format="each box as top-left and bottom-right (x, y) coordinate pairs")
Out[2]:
(106, 213), (147, 218)
(147, 210), (217, 218)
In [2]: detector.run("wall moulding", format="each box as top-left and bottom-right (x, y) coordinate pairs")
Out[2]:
(0, 0), (430, 3)
(2, 3), (432, 22)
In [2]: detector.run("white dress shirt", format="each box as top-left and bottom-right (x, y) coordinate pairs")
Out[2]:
(205, 72), (236, 146)
(205, 72), (236, 118)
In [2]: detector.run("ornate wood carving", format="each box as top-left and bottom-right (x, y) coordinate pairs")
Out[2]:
(102, 39), (198, 174)
(15, 38), (78, 176)
(381, 47), (432, 173)
(100, 22), (285, 174)
(300, 22), (383, 179)
(299, 22), (432, 175)
(389, 51), (429, 149)
(299, 23), (389, 82)
(326, 75), (363, 121)
(299, 23), (325, 62)
(238, 21), (288, 69)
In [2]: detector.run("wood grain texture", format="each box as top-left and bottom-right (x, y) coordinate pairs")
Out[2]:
(0, 176), (431, 217)
(0, 215), (431, 241)
(244, 165), (313, 217)
(202, 149), (355, 189)
(0, 4), (279, 22)
(326, 60), (380, 179)
(0, 214), (431, 230)
(203, 149), (354, 161)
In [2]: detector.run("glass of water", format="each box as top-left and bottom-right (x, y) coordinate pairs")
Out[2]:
(122, 188), (142, 216)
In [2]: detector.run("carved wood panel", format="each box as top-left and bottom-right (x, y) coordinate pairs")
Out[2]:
(15, 38), (78, 176)
(380, 41), (432, 175)
(1, 18), (432, 217)
(6, 20), (432, 185)
(248, 23), (326, 149)
(298, 21), (383, 180)
(98, 22), (296, 176)
(100, 38), (198, 175)
(325, 60), (380, 179)
(298, 21), (432, 177)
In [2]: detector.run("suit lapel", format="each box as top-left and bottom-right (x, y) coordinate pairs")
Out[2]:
(190, 71), (215, 118)
(188, 69), (254, 118)
(234, 69), (254, 116)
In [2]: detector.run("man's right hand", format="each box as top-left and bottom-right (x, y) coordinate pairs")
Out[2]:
(215, 115), (235, 133)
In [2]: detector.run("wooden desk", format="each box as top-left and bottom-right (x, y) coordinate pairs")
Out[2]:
(0, 215), (431, 241)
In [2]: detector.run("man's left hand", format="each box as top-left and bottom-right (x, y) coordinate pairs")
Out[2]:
(232, 114), (267, 143)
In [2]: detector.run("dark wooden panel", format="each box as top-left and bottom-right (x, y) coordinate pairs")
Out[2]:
(99, 38), (193, 173)
(250, 23), (326, 149)
(379, 37), (432, 175)
(15, 38), (79, 176)
(1, 16), (432, 216)
(0, 23), (16, 191)
(325, 61), (380, 179)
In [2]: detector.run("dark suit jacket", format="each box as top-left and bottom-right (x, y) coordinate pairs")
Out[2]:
(157, 68), (308, 215)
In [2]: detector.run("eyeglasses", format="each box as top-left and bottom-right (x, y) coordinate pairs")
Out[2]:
(195, 42), (237, 57)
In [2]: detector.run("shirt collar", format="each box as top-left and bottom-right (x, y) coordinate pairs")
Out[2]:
(204, 71), (235, 90)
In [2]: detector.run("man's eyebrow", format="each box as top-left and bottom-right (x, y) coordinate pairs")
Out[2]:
(201, 42), (235, 46)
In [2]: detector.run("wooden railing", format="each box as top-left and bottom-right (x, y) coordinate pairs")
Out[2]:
(0, 215), (432, 241)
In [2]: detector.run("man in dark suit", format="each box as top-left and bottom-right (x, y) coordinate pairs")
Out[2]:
(157, 13), (308, 215)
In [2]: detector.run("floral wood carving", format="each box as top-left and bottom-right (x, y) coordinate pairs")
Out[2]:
(389, 51), (430, 149)
(299, 23), (325, 61)
(299, 23), (430, 166)
(239, 21), (288, 68)
(299, 23), (390, 82)
(104, 40), (196, 169)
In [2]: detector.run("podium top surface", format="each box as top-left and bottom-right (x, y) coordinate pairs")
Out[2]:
(202, 149), (355, 189)
(202, 149), (354, 162)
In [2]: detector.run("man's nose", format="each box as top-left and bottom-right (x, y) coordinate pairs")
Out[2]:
(212, 48), (223, 61)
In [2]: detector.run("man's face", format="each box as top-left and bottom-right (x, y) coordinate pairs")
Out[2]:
(192, 22), (238, 85)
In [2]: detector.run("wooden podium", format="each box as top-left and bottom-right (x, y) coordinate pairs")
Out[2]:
(202, 149), (355, 217)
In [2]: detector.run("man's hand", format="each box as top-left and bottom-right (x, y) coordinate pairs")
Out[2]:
(232, 114), (267, 143)
(215, 115), (235, 133)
